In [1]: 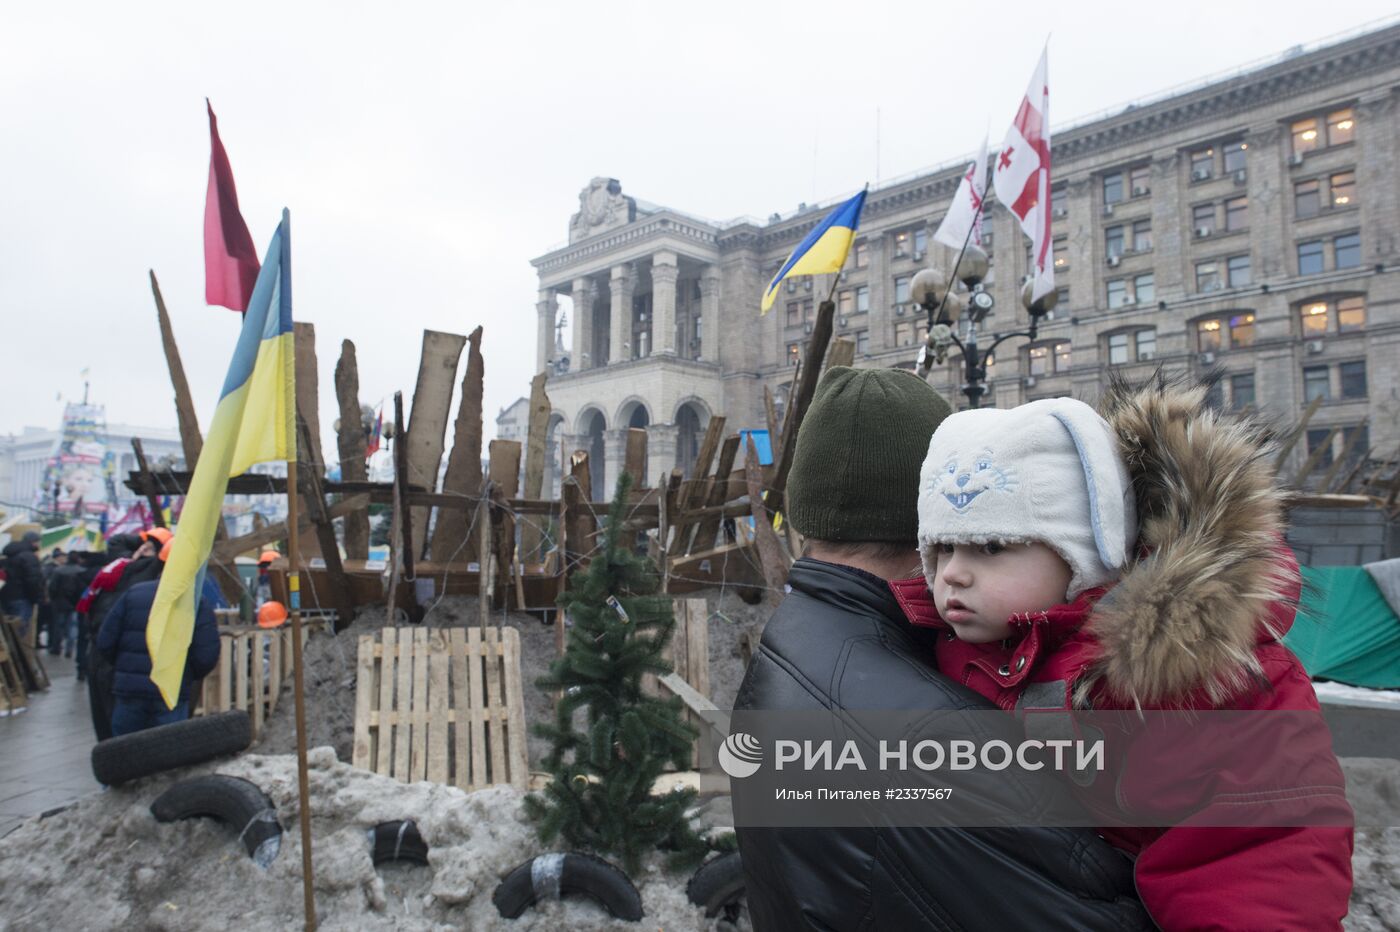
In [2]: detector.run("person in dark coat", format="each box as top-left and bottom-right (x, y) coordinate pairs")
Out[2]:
(732, 368), (1150, 930)
(95, 546), (219, 736)
(47, 550), (87, 658)
(1, 531), (46, 638)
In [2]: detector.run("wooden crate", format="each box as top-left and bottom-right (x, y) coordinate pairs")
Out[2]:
(351, 626), (529, 792)
(195, 625), (308, 738)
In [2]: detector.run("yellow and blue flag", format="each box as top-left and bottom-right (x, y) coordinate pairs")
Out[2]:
(147, 210), (296, 707)
(760, 188), (867, 314)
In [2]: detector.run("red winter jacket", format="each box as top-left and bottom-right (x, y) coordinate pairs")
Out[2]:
(897, 381), (1354, 931)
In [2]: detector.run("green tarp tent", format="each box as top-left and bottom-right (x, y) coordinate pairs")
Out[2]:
(1285, 560), (1400, 689)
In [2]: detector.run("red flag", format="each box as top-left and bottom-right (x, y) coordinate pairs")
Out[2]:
(993, 47), (1053, 302)
(203, 100), (260, 311)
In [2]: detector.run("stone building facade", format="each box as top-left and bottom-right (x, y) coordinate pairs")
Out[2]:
(528, 25), (1400, 495)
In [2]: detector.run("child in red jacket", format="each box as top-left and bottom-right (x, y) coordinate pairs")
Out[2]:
(891, 380), (1354, 930)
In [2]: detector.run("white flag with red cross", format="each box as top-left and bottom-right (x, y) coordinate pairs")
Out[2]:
(993, 46), (1054, 302)
(933, 133), (989, 250)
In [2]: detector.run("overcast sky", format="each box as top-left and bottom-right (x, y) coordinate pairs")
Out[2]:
(3, 1), (1397, 463)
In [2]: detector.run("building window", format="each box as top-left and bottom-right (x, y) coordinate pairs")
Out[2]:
(1197, 319), (1223, 352)
(1108, 334), (1128, 365)
(1105, 225), (1124, 259)
(1103, 171), (1124, 205)
(1337, 296), (1366, 332)
(893, 230), (911, 258)
(786, 301), (803, 327)
(1303, 365), (1330, 403)
(914, 228), (928, 256)
(1330, 170), (1355, 207)
(1327, 108), (1355, 146)
(1055, 342), (1072, 372)
(1027, 341), (1071, 375)
(1231, 372), (1255, 411)
(855, 330), (870, 356)
(856, 285), (870, 313)
(1129, 165), (1151, 196)
(1136, 329), (1156, 361)
(1107, 279), (1129, 309)
(1132, 220), (1152, 253)
(894, 321), (915, 346)
(1193, 203), (1216, 236)
(1134, 273), (1155, 305)
(1230, 313), (1256, 348)
(1341, 425), (1369, 465)
(894, 275), (911, 304)
(1196, 260), (1222, 292)
(1294, 179), (1321, 219)
(1189, 147), (1214, 180)
(803, 298), (815, 323)
(838, 290), (855, 315)
(1301, 300), (1330, 336)
(1055, 286), (1070, 311)
(1227, 254), (1251, 288)
(1205, 380), (1225, 411)
(854, 241), (869, 269)
(1297, 240), (1324, 276)
(787, 343), (802, 366)
(1224, 141), (1248, 175)
(1053, 237), (1069, 269)
(1292, 117), (1320, 156)
(786, 278), (797, 294)
(1109, 330), (1154, 364)
(1339, 361), (1367, 399)
(1028, 345), (1050, 376)
(1224, 196), (1248, 232)
(1306, 428), (1334, 470)
(1334, 233), (1361, 269)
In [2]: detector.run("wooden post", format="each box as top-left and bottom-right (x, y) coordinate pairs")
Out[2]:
(745, 434), (790, 602)
(333, 340), (370, 560)
(555, 437), (570, 659)
(393, 392), (415, 584)
(131, 438), (168, 528)
(763, 385), (780, 445)
(284, 425), (318, 930)
(623, 428), (648, 487)
(407, 330), (468, 560)
(488, 440), (522, 609)
(519, 371), (552, 563)
(1293, 426), (1339, 485)
(150, 271), (206, 468)
(477, 486), (492, 625)
(691, 435), (740, 556)
(430, 326), (484, 560)
(770, 300), (836, 503)
(1319, 428), (1365, 492)
(296, 416), (356, 629)
(1336, 447), (1374, 494)
(1273, 396), (1324, 472)
(668, 416), (726, 558)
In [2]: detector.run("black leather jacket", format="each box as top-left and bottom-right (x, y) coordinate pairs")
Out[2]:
(733, 558), (1151, 931)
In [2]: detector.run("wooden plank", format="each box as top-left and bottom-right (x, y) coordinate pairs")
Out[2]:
(771, 299), (836, 500)
(1320, 429), (1366, 492)
(393, 627), (414, 782)
(1274, 396), (1324, 472)
(623, 428), (648, 487)
(563, 451), (594, 573)
(267, 632), (283, 714)
(212, 495), (370, 563)
(658, 672), (729, 740)
(450, 628), (473, 790)
(296, 415), (357, 627)
(501, 627), (529, 790)
(251, 632), (265, 738)
(430, 326), (485, 561)
(690, 435), (740, 556)
(683, 598), (710, 698)
(466, 626), (487, 789)
(407, 329), (468, 560)
(410, 627), (429, 782)
(763, 385), (780, 446)
(746, 433), (792, 601)
(519, 371), (552, 562)
(293, 321), (323, 559)
(131, 438), (168, 529)
(217, 639), (232, 713)
(393, 391), (416, 588)
(826, 337), (855, 369)
(352, 635), (375, 770)
(489, 441), (523, 609)
(150, 270), (205, 468)
(668, 415), (727, 558)
(1293, 426), (1340, 485)
(334, 339), (371, 561)
(482, 625), (506, 784)
(234, 635), (249, 722)
(427, 629), (450, 785)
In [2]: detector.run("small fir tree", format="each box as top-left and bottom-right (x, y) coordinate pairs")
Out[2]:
(525, 473), (710, 873)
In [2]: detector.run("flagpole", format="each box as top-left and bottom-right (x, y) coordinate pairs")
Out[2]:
(286, 395), (318, 931)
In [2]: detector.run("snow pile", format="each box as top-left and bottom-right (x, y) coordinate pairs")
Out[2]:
(0, 750), (745, 932)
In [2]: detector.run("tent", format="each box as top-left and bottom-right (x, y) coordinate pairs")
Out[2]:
(1285, 558), (1400, 689)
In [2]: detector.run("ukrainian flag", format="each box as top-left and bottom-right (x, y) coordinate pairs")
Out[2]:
(760, 188), (867, 314)
(147, 210), (296, 707)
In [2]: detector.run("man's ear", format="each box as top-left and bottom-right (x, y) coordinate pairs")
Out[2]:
(1048, 403), (1136, 571)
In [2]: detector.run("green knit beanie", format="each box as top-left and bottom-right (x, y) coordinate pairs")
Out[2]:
(787, 367), (952, 543)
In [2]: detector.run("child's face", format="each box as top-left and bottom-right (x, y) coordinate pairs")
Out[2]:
(930, 541), (1074, 643)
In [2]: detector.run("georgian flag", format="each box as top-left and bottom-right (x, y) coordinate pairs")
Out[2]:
(993, 47), (1054, 302)
(933, 134), (989, 250)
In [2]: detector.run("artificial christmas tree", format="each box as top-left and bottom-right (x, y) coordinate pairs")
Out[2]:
(525, 473), (711, 873)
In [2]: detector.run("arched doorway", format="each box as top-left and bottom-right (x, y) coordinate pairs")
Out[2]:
(620, 401), (650, 485)
(579, 408), (607, 495)
(675, 402), (704, 476)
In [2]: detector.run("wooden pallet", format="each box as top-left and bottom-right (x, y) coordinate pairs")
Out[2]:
(2, 617), (48, 693)
(0, 620), (28, 714)
(195, 625), (310, 738)
(351, 625), (529, 791)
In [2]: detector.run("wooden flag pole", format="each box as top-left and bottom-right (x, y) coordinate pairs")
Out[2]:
(285, 453), (318, 930)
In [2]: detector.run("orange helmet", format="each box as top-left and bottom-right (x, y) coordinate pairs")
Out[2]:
(257, 601), (288, 628)
(158, 537), (175, 562)
(142, 527), (174, 546)
(257, 550), (279, 566)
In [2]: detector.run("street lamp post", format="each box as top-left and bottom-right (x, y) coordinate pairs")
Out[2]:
(913, 245), (1058, 409)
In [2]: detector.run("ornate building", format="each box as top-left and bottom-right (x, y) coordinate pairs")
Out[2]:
(528, 24), (1400, 494)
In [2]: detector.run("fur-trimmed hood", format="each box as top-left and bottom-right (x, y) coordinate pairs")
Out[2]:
(1080, 376), (1300, 708)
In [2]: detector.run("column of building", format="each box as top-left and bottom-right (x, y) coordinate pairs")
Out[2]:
(571, 277), (595, 370)
(645, 423), (678, 484)
(1357, 89), (1400, 457)
(610, 264), (633, 364)
(1242, 125), (1297, 425)
(650, 250), (679, 356)
(536, 289), (557, 373)
(699, 269), (721, 364)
